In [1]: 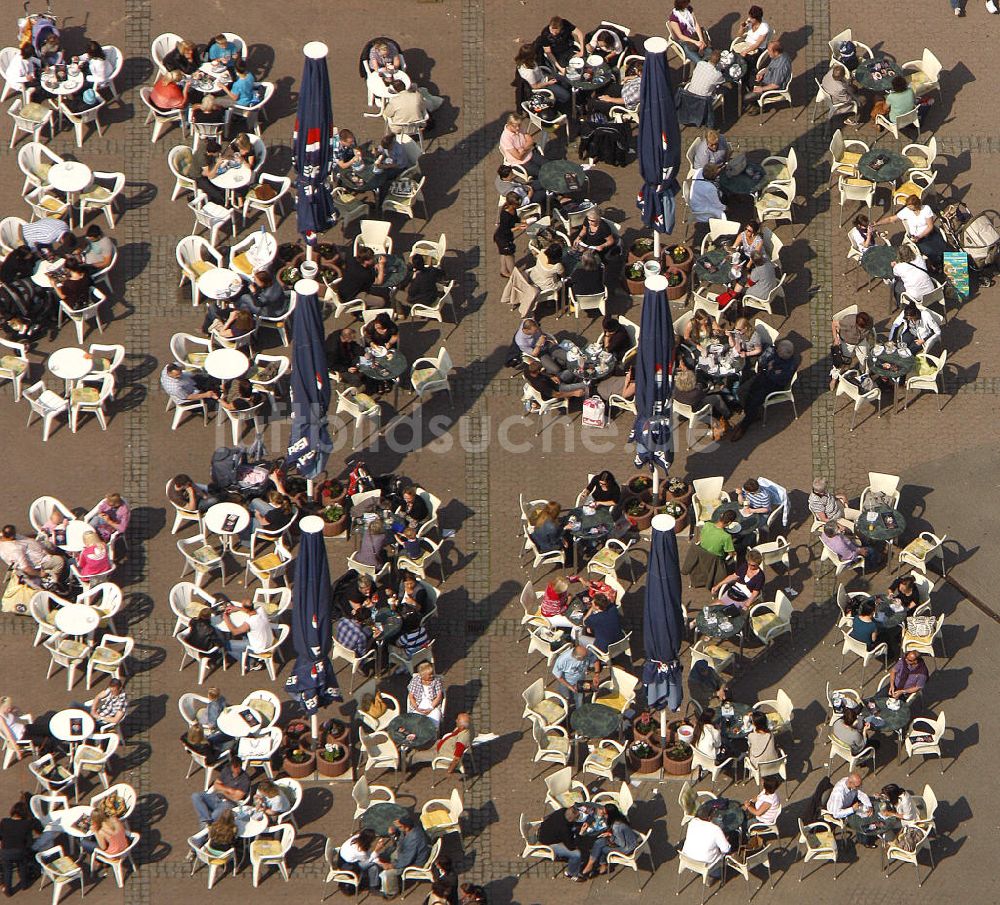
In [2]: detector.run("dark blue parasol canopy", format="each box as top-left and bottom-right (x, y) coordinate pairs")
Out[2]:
(292, 41), (337, 244)
(642, 514), (685, 711)
(631, 275), (675, 473)
(285, 517), (341, 712)
(286, 278), (332, 480)
(636, 36), (682, 237)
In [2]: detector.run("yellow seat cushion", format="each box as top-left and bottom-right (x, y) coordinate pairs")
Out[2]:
(842, 176), (872, 187)
(531, 699), (564, 725)
(763, 162), (789, 182)
(410, 367), (436, 388)
(185, 351), (209, 369)
(702, 642), (732, 662)
(544, 732), (570, 754)
(894, 180), (922, 198)
(82, 186), (111, 202)
(751, 612), (782, 637)
(57, 639), (89, 659)
(594, 691), (627, 712)
(589, 746), (619, 766)
(20, 102), (49, 123)
(839, 150), (862, 166)
(232, 252), (253, 274)
(353, 392), (378, 412)
(70, 386), (101, 404)
(191, 544), (219, 565)
(251, 840), (283, 857)
(914, 355), (937, 378)
(554, 789), (584, 808)
(91, 648), (122, 666)
(248, 700), (275, 723)
(184, 601), (204, 618)
(190, 260), (215, 277)
(902, 537), (934, 558)
(907, 71), (930, 89)
(34, 162), (52, 181)
(805, 829), (836, 850)
(697, 496), (723, 515)
(39, 196), (66, 213)
(252, 552), (283, 572)
(906, 154), (928, 169)
(420, 807), (455, 830)
(0, 355), (26, 374)
(174, 147), (193, 177)
(588, 548), (618, 570)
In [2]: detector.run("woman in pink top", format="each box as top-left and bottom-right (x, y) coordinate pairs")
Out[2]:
(76, 530), (112, 577)
(90, 493), (130, 543)
(81, 811), (129, 856)
(149, 69), (189, 111)
(499, 113), (542, 176)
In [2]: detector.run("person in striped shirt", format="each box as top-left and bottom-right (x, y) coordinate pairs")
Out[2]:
(737, 477), (772, 514)
(20, 218), (70, 252)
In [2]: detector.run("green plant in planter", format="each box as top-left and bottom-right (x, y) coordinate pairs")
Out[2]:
(669, 244), (691, 263)
(665, 741), (692, 761)
(629, 475), (652, 492)
(319, 744), (346, 763)
(664, 502), (685, 518)
(316, 242), (338, 259)
(625, 498), (648, 517)
(286, 747), (311, 764)
(667, 477), (689, 495)
(322, 504), (344, 523)
(632, 237), (654, 254)
(633, 710), (657, 735)
(667, 270), (684, 287)
(630, 741), (656, 759)
(625, 262), (645, 280)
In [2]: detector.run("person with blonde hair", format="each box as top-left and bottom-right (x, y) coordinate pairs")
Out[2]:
(149, 68), (189, 111)
(407, 661), (444, 724)
(206, 808), (237, 850)
(499, 113), (542, 175)
(692, 128), (731, 169)
(76, 530), (111, 578)
(530, 501), (567, 563)
(162, 39), (201, 75)
(80, 809), (129, 856)
(89, 492), (130, 543)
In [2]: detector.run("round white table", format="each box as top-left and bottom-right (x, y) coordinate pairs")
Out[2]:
(48, 347), (94, 391)
(204, 348), (249, 380)
(191, 61), (233, 93)
(204, 502), (250, 552)
(216, 703), (260, 738)
(210, 609), (247, 635)
(367, 68), (411, 103)
(197, 267), (244, 301)
(233, 804), (268, 839)
(60, 519), (92, 553)
(47, 161), (93, 227)
(31, 258), (66, 289)
(41, 71), (85, 97)
(211, 164), (253, 207)
(46, 804), (94, 839)
(49, 708), (95, 744)
(54, 603), (100, 636)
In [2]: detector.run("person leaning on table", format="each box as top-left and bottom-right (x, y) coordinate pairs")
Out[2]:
(680, 802), (731, 879)
(370, 814), (431, 896)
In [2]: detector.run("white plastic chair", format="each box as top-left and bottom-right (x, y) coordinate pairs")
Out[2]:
(796, 819), (837, 880)
(176, 235), (223, 306)
(748, 591), (794, 646)
(168, 144), (198, 201)
(354, 220), (394, 256)
(85, 633), (133, 689)
(176, 630), (224, 686)
(0, 338), (28, 401)
(57, 97), (106, 148)
(898, 531), (947, 577)
(419, 788), (463, 839)
(17, 141), (63, 195)
(177, 533), (226, 588)
(187, 828), (236, 889)
(335, 386), (381, 447)
(232, 80), (274, 136)
(902, 49), (942, 99)
(875, 106), (920, 142)
(409, 280), (457, 324)
(35, 846), (84, 905)
(241, 623), (289, 680)
(189, 192), (236, 245)
(68, 373), (113, 433)
(903, 712), (947, 773)
(351, 774), (396, 819)
(24, 381), (68, 441)
(410, 346), (454, 403)
(151, 33), (182, 74)
(79, 170), (123, 229)
(139, 86), (183, 142)
(839, 629), (888, 686)
(8, 97), (53, 147)
(358, 728), (401, 776)
(381, 175), (427, 221)
(903, 351), (947, 410)
(242, 174), (291, 231)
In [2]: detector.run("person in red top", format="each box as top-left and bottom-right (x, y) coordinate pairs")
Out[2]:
(540, 576), (573, 628)
(410, 712), (473, 772)
(149, 69), (189, 111)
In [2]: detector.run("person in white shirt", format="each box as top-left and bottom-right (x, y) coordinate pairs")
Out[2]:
(339, 829), (379, 872)
(824, 771), (872, 819)
(890, 247), (936, 303)
(687, 52), (725, 98)
(681, 804), (731, 877)
(890, 302), (941, 353)
(880, 783), (918, 822)
(689, 165), (726, 222)
(743, 775), (782, 825)
(4, 46), (39, 93)
(222, 597), (275, 664)
(733, 6), (770, 57)
(690, 708), (722, 760)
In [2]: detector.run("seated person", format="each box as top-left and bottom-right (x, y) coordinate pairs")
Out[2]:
(398, 572), (430, 615)
(356, 520), (389, 568)
(832, 707), (874, 754)
(221, 597), (274, 662)
(688, 163), (726, 222)
(249, 490), (294, 533)
(821, 64), (860, 124)
(209, 305), (254, 340)
(253, 782), (289, 821)
(580, 594), (623, 665)
(747, 42), (791, 113)
(889, 302), (940, 354)
(537, 806), (584, 878)
(539, 575), (573, 628)
(823, 522), (879, 573)
(585, 28), (625, 64)
(79, 224), (115, 271)
(530, 244), (565, 295)
(590, 61), (642, 115)
(326, 326), (364, 384)
(383, 81), (433, 134)
(887, 652), (929, 699)
(205, 34), (243, 72)
(0, 246), (37, 283)
(226, 132), (257, 171)
(847, 213), (880, 256)
(733, 6), (770, 57)
(568, 251), (605, 297)
(572, 209), (616, 259)
(742, 775), (782, 827)
(163, 39), (202, 75)
(710, 548), (765, 610)
(189, 138), (226, 205)
(536, 16), (585, 71)
(39, 508), (68, 549)
(76, 530), (111, 578)
(525, 360), (589, 402)
(409, 712), (473, 771)
(888, 574), (921, 614)
(168, 473), (217, 513)
(363, 312), (399, 350)
(495, 164), (535, 206)
(185, 607), (225, 655)
(515, 43), (570, 106)
(338, 248), (387, 304)
(682, 509), (737, 588)
(529, 501), (568, 562)
(598, 316), (632, 370)
(368, 39), (403, 73)
(732, 220), (766, 262)
(513, 317), (568, 375)
(727, 316), (764, 369)
(585, 470), (621, 509)
(149, 69), (189, 111)
(88, 493), (129, 543)
(237, 271), (286, 319)
(4, 46), (39, 96)
(683, 309), (717, 353)
(731, 339), (798, 439)
(219, 61), (258, 108)
(692, 129), (730, 169)
(668, 0), (709, 64)
(499, 114), (543, 176)
(219, 377), (259, 413)
(334, 128), (364, 170)
(686, 50), (725, 98)
(739, 252), (779, 304)
(395, 525), (423, 559)
(601, 363), (634, 404)
(680, 803), (730, 881)
(402, 254), (444, 310)
(374, 131), (409, 179)
(190, 93), (227, 125)
(673, 366), (733, 432)
(831, 309), (876, 362)
(53, 261), (93, 311)
(396, 486), (429, 527)
(888, 245), (936, 304)
(82, 41), (113, 86)
(181, 721), (228, 764)
(872, 75), (919, 128)
(736, 478), (772, 514)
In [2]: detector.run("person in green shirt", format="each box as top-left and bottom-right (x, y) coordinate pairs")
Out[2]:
(699, 510), (738, 557)
(885, 75), (916, 123)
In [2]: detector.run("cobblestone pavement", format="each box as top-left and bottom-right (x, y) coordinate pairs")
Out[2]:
(0, 1), (997, 904)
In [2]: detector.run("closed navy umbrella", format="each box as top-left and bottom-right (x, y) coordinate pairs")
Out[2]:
(285, 516), (341, 732)
(643, 513), (685, 725)
(292, 41), (337, 248)
(631, 274), (675, 487)
(635, 37), (682, 256)
(286, 278), (332, 481)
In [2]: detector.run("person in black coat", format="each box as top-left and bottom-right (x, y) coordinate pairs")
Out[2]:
(398, 486), (429, 526)
(326, 326), (364, 386)
(569, 251), (605, 297)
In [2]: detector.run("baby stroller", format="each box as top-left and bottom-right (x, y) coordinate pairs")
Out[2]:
(939, 202), (1000, 287)
(0, 278), (57, 341)
(17, 1), (61, 55)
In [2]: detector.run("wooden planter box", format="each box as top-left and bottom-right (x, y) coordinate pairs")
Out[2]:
(625, 501), (654, 532)
(663, 244), (694, 274)
(316, 749), (351, 777)
(665, 266), (689, 301)
(628, 743), (663, 775)
(663, 750), (694, 776)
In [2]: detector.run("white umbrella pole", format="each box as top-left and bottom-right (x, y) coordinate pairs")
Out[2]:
(653, 231), (661, 259)
(659, 707), (667, 748)
(311, 713), (319, 741)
